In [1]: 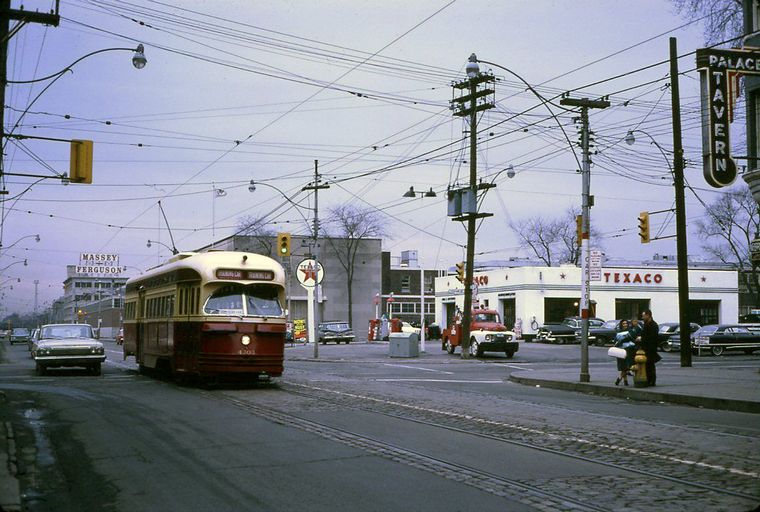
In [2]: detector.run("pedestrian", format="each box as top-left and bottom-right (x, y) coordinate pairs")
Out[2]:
(636, 309), (661, 386)
(613, 319), (634, 386)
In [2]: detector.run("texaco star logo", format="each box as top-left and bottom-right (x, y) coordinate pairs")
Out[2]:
(300, 262), (318, 283)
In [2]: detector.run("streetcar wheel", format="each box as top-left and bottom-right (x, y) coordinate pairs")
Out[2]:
(710, 345), (724, 356)
(743, 348), (755, 355)
(445, 338), (455, 354)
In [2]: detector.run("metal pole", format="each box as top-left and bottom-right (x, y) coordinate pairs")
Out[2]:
(461, 77), (477, 359)
(670, 37), (692, 367)
(313, 159), (320, 359)
(420, 265), (426, 353)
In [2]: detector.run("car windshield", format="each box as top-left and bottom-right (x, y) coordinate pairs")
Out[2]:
(41, 325), (93, 339)
(589, 319), (604, 328)
(204, 283), (283, 317)
(603, 320), (619, 329)
(473, 313), (499, 323)
(322, 323), (349, 331)
(698, 326), (718, 335)
(12, 328), (30, 335)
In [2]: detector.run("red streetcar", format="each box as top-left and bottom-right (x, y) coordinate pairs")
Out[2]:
(123, 251), (287, 382)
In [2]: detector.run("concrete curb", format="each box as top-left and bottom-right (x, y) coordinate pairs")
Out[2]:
(508, 373), (760, 414)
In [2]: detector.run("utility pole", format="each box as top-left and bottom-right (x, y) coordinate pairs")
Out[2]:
(0, 2), (60, 191)
(33, 279), (39, 319)
(560, 95), (609, 382)
(670, 37), (692, 367)
(302, 159), (329, 358)
(450, 54), (495, 358)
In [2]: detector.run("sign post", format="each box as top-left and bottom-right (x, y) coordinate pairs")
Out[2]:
(296, 258), (324, 358)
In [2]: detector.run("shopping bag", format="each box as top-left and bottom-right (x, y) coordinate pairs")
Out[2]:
(607, 346), (627, 359)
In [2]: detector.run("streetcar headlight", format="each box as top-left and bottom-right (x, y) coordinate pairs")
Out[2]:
(241, 335), (251, 346)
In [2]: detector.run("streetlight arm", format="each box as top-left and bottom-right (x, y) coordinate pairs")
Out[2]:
(5, 46), (142, 84)
(147, 239), (178, 255)
(475, 58), (582, 171)
(626, 129), (674, 175)
(248, 180), (313, 232)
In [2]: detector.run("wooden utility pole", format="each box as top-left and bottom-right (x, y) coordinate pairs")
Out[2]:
(560, 96), (609, 382)
(451, 54), (495, 358)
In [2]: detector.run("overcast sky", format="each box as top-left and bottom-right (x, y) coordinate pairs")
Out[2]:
(0, 0), (747, 313)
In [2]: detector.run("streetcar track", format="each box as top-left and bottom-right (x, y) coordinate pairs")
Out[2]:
(276, 382), (760, 503)
(206, 392), (610, 512)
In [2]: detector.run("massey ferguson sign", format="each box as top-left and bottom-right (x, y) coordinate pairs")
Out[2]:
(697, 47), (760, 188)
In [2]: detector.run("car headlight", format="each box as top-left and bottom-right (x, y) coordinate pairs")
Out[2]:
(485, 334), (493, 341)
(241, 335), (251, 346)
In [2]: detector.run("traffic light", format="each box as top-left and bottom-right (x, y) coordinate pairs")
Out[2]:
(70, 139), (93, 184)
(277, 232), (291, 256)
(455, 261), (465, 283)
(638, 211), (650, 244)
(576, 215), (582, 247)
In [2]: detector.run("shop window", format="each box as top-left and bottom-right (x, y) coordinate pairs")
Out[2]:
(401, 275), (411, 293)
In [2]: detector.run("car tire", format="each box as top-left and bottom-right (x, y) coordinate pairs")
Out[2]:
(35, 362), (46, 376)
(710, 345), (724, 356)
(469, 338), (482, 358)
(505, 350), (514, 359)
(445, 338), (455, 354)
(91, 363), (102, 376)
(661, 343), (672, 353)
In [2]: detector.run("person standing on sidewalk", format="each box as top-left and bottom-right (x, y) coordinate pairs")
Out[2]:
(637, 309), (660, 386)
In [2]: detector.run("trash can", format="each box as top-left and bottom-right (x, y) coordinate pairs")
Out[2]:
(389, 332), (419, 358)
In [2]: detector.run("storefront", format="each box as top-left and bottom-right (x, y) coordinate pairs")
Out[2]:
(434, 264), (738, 337)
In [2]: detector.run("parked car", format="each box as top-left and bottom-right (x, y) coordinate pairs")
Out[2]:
(32, 323), (106, 375)
(9, 327), (31, 345)
(536, 317), (605, 344)
(692, 324), (760, 356)
(592, 319), (625, 346)
(400, 322), (421, 336)
(657, 322), (701, 352)
(317, 321), (355, 344)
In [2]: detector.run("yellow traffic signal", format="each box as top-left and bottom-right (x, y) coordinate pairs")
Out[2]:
(638, 211), (650, 244)
(576, 215), (582, 247)
(455, 261), (465, 283)
(277, 232), (291, 256)
(70, 139), (93, 184)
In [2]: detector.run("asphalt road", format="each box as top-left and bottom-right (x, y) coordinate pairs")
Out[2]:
(1, 340), (758, 512)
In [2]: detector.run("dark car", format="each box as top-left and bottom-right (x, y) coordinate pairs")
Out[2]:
(657, 322), (701, 352)
(692, 324), (760, 356)
(9, 327), (31, 345)
(317, 321), (355, 344)
(592, 319), (625, 346)
(536, 317), (605, 344)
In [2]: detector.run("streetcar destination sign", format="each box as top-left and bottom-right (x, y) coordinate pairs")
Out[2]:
(696, 47), (760, 188)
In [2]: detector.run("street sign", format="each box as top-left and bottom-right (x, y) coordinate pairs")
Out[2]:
(589, 250), (602, 281)
(752, 238), (760, 264)
(296, 259), (324, 288)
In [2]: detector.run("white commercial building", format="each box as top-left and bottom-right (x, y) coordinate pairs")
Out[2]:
(434, 263), (738, 338)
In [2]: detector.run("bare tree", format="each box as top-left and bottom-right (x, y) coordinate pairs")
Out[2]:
(510, 207), (598, 266)
(695, 186), (760, 304)
(235, 215), (275, 256)
(671, 0), (743, 45)
(324, 205), (386, 328)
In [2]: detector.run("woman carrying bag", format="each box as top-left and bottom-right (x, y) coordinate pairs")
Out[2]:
(612, 319), (640, 386)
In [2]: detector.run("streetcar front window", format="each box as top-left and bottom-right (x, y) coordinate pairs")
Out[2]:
(245, 284), (283, 317)
(204, 285), (245, 316)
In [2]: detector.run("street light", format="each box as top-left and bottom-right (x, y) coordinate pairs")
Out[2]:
(0, 234), (40, 252)
(625, 128), (691, 367)
(248, 179), (312, 230)
(0, 259), (27, 273)
(402, 186), (437, 198)
(146, 239), (178, 255)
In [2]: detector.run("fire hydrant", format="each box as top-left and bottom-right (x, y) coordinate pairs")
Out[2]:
(632, 349), (648, 388)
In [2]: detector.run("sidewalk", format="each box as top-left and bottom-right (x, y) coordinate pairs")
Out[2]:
(508, 364), (760, 414)
(286, 341), (760, 414)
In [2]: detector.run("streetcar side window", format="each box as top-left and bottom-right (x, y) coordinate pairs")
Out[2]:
(245, 284), (283, 317)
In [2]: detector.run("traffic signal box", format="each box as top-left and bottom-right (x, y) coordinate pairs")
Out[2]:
(70, 139), (93, 183)
(638, 211), (650, 244)
(455, 261), (465, 283)
(277, 232), (291, 256)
